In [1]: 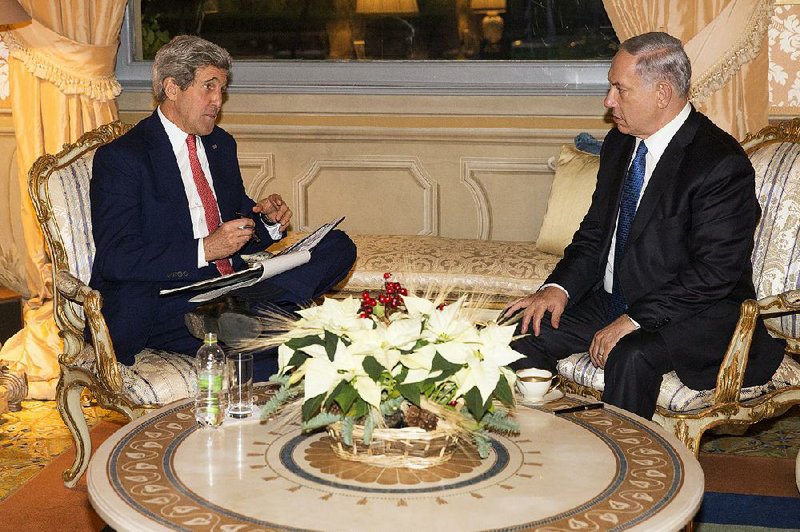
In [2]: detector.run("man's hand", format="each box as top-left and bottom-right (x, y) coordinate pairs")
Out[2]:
(204, 218), (254, 261)
(254, 193), (291, 232)
(589, 315), (637, 368)
(502, 286), (568, 336)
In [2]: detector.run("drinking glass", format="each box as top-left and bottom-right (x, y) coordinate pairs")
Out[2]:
(226, 353), (254, 419)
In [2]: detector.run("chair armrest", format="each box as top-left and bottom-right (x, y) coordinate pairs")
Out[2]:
(712, 289), (800, 404)
(758, 289), (800, 316)
(55, 270), (124, 393)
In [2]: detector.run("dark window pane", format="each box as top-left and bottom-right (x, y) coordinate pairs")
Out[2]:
(139, 0), (618, 61)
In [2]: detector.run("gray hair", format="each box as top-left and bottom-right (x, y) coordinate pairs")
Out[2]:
(151, 35), (232, 103)
(620, 32), (691, 100)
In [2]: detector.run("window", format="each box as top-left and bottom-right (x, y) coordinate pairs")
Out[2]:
(116, 0), (618, 95)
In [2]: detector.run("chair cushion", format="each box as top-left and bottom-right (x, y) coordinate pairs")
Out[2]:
(76, 346), (196, 406)
(750, 141), (800, 339)
(556, 352), (800, 413)
(535, 145), (598, 257)
(48, 153), (96, 285)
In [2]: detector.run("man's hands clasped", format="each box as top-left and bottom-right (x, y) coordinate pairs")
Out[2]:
(204, 193), (292, 262)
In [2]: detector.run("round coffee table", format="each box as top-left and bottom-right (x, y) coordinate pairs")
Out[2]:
(88, 393), (703, 531)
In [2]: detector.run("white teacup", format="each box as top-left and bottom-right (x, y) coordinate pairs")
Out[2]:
(515, 368), (554, 401)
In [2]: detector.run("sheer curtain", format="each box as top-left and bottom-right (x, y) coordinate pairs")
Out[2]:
(603, 0), (775, 140)
(0, 0), (126, 398)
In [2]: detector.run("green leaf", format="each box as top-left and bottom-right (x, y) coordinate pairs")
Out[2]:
(334, 381), (359, 414)
(324, 380), (347, 409)
(396, 382), (421, 407)
(302, 411), (342, 432)
(464, 387), (489, 421)
(430, 353), (463, 380)
(302, 392), (327, 421)
(341, 417), (354, 446)
(362, 356), (384, 381)
(362, 411), (375, 444)
(494, 374), (515, 406)
(286, 350), (310, 370)
(324, 330), (338, 360)
(350, 398), (369, 420)
(285, 335), (323, 351)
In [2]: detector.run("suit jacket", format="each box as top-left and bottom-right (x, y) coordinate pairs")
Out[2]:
(89, 111), (278, 363)
(546, 107), (783, 389)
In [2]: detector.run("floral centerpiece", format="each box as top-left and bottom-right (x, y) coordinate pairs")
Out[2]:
(260, 274), (525, 467)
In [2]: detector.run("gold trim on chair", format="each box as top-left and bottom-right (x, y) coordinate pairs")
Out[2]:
(27, 121), (158, 488)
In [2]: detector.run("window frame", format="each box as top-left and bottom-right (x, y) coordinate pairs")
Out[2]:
(115, 2), (612, 96)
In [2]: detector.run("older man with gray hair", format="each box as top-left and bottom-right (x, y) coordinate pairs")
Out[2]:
(89, 35), (356, 380)
(505, 32), (783, 419)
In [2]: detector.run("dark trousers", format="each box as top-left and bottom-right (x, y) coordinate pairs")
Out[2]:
(510, 289), (672, 419)
(148, 230), (357, 380)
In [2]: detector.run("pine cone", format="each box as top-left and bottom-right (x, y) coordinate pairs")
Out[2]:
(404, 405), (438, 431)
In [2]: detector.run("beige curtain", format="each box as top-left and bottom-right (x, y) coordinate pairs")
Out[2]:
(603, 0), (775, 140)
(0, 0), (126, 399)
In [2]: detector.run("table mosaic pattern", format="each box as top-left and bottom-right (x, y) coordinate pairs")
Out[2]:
(89, 396), (702, 532)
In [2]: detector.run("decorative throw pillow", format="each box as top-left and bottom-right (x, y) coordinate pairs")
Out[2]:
(535, 144), (599, 256)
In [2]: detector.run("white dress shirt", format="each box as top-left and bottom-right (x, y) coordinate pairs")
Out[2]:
(157, 108), (281, 268)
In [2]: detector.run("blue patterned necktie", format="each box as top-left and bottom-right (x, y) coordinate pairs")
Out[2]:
(609, 141), (647, 319)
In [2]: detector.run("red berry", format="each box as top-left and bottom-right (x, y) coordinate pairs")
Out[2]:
(359, 312), (367, 318)
(383, 272), (392, 279)
(362, 290), (370, 300)
(400, 288), (408, 296)
(386, 285), (395, 294)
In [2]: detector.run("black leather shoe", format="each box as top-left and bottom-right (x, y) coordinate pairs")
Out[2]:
(218, 311), (265, 344)
(184, 311), (220, 341)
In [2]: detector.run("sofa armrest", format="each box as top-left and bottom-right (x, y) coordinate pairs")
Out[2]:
(55, 270), (124, 393)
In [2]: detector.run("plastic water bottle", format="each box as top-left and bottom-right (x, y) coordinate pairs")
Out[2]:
(195, 332), (226, 427)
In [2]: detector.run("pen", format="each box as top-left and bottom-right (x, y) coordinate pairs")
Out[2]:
(552, 402), (604, 415)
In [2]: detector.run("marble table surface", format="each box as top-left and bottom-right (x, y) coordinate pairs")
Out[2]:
(88, 391), (703, 531)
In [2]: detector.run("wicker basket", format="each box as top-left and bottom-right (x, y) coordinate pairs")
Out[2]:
(326, 422), (459, 469)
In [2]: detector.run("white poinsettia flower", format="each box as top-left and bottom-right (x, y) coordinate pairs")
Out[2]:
(402, 295), (436, 317)
(424, 297), (480, 344)
(301, 340), (382, 408)
(399, 343), (437, 370)
(292, 297), (371, 338)
(403, 368), (443, 385)
(477, 323), (526, 368)
(451, 323), (524, 403)
(348, 317), (423, 370)
(278, 343), (295, 373)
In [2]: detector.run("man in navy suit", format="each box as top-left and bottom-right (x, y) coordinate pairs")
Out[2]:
(89, 36), (356, 378)
(504, 32), (784, 419)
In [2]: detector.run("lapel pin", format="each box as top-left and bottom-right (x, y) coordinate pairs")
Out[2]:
(212, 144), (217, 150)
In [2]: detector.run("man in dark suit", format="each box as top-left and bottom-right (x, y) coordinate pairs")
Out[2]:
(89, 35), (356, 378)
(505, 32), (784, 419)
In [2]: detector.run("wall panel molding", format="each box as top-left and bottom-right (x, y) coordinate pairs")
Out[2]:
(238, 154), (275, 200)
(294, 156), (438, 235)
(461, 157), (552, 240)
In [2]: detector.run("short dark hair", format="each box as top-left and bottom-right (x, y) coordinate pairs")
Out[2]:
(620, 32), (691, 99)
(151, 35), (232, 103)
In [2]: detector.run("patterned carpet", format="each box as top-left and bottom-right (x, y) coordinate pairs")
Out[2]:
(1, 400), (798, 504)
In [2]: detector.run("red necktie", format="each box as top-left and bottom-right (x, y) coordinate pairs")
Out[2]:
(186, 134), (234, 275)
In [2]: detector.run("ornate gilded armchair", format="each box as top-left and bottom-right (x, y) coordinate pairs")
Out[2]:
(556, 118), (800, 456)
(29, 121), (197, 488)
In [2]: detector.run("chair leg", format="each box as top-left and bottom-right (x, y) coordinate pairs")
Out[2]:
(55, 368), (93, 488)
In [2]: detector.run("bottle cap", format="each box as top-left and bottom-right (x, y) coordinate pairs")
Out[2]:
(204, 332), (218, 344)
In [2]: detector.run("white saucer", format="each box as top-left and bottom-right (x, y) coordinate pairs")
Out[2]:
(517, 388), (565, 406)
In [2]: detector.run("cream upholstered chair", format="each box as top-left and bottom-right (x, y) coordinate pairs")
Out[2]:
(29, 121), (198, 487)
(556, 119), (800, 456)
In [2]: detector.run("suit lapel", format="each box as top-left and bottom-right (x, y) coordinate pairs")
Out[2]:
(625, 110), (700, 248)
(200, 131), (234, 221)
(143, 112), (195, 239)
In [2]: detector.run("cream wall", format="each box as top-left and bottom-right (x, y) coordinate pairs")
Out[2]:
(119, 91), (610, 241)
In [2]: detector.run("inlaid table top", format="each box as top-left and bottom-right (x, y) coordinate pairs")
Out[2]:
(88, 391), (703, 532)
